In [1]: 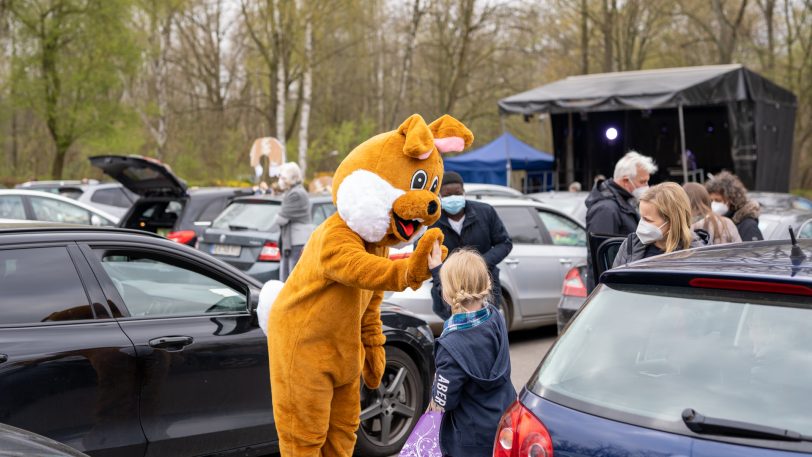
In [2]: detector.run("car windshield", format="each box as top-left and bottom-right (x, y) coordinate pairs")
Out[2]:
(530, 284), (812, 437)
(211, 202), (280, 232)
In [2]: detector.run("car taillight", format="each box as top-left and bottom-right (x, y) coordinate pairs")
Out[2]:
(167, 230), (196, 245)
(561, 267), (587, 298)
(494, 401), (554, 457)
(258, 242), (281, 262)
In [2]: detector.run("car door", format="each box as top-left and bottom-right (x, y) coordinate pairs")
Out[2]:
(535, 208), (588, 298)
(587, 233), (626, 284)
(493, 205), (562, 322)
(0, 243), (144, 457)
(80, 243), (275, 457)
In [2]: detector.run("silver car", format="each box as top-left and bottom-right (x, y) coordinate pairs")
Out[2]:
(0, 190), (119, 226)
(386, 197), (587, 334)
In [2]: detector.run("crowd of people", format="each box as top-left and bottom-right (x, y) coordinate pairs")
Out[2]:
(415, 150), (768, 455)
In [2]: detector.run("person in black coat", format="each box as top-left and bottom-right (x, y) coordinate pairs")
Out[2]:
(705, 171), (764, 242)
(427, 248), (516, 457)
(584, 151), (657, 290)
(428, 172), (512, 321)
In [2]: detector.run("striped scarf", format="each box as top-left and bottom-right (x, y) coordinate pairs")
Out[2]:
(440, 305), (493, 338)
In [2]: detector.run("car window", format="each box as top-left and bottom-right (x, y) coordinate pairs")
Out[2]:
(212, 202), (281, 232)
(95, 250), (247, 317)
(0, 247), (94, 324)
(532, 284), (812, 439)
(494, 206), (543, 244)
(311, 203), (336, 226)
(91, 187), (132, 208)
(198, 199), (228, 222)
(800, 220), (812, 239)
(537, 210), (586, 246)
(0, 195), (26, 219)
(30, 197), (91, 224)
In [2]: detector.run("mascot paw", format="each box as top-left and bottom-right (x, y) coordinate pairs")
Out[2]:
(362, 344), (386, 389)
(257, 280), (285, 336)
(408, 228), (445, 283)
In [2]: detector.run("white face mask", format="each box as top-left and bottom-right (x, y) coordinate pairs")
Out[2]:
(636, 219), (667, 245)
(711, 201), (729, 216)
(628, 178), (648, 200)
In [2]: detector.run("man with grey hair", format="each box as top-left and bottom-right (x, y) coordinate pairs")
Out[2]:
(584, 151), (657, 290)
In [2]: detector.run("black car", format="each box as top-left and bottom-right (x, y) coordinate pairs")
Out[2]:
(506, 236), (812, 456)
(0, 225), (434, 457)
(198, 195), (336, 282)
(0, 423), (90, 457)
(89, 155), (254, 246)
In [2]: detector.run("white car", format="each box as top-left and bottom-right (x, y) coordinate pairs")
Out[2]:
(16, 181), (137, 218)
(386, 197), (587, 334)
(0, 190), (119, 226)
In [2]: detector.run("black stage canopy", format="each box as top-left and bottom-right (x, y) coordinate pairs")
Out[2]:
(498, 65), (797, 191)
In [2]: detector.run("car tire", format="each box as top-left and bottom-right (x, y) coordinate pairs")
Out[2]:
(356, 345), (424, 457)
(496, 290), (513, 330)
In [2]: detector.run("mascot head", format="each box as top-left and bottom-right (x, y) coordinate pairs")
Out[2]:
(333, 114), (473, 247)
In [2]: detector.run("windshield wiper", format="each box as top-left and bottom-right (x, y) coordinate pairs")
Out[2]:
(228, 224), (253, 231)
(682, 408), (812, 442)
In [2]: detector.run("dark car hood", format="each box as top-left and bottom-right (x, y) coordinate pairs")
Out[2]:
(0, 423), (89, 456)
(89, 155), (187, 198)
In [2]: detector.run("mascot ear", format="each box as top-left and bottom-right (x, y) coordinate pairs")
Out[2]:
(398, 114), (435, 160)
(428, 115), (474, 153)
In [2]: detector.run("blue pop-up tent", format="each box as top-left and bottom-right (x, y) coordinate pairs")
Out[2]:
(444, 133), (554, 187)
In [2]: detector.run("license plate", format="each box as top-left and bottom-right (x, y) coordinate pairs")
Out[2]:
(212, 244), (241, 257)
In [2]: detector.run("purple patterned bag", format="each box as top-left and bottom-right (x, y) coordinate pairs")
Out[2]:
(398, 411), (443, 457)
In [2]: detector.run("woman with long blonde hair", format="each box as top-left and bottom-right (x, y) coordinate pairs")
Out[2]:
(427, 246), (515, 457)
(613, 182), (705, 267)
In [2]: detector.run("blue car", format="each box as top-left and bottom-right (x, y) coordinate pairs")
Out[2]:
(495, 236), (812, 456)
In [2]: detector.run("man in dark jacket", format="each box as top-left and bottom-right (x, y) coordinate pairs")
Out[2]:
(429, 172), (513, 320)
(585, 151), (657, 291)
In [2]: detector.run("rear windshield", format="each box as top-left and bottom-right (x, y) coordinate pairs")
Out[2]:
(211, 202), (280, 232)
(530, 284), (812, 442)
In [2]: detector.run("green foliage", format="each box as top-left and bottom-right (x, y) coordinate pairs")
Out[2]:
(307, 118), (378, 177)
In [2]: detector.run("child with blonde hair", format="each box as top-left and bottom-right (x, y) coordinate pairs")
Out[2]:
(427, 245), (516, 457)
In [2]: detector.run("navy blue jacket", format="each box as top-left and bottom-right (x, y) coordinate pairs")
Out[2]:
(429, 200), (513, 320)
(432, 306), (516, 456)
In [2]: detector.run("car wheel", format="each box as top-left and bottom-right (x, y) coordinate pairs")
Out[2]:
(496, 291), (513, 330)
(356, 345), (424, 457)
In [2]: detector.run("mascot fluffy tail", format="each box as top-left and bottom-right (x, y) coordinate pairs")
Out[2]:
(257, 280), (285, 336)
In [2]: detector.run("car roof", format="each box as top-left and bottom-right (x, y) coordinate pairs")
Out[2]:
(604, 239), (812, 287)
(0, 189), (121, 222)
(231, 194), (333, 204)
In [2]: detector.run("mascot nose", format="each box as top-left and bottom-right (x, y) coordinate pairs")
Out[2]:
(427, 200), (438, 216)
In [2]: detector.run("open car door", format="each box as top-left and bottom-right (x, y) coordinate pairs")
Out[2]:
(586, 232), (626, 292)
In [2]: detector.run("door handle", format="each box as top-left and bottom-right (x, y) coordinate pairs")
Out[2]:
(149, 336), (193, 351)
(504, 259), (520, 266)
(559, 258), (573, 265)
(0, 354), (7, 364)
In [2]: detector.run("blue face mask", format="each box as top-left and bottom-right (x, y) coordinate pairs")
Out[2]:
(441, 195), (466, 215)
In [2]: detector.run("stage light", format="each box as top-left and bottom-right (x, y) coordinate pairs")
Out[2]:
(605, 127), (618, 141)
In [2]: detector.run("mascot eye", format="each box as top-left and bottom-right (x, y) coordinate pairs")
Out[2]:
(430, 177), (439, 193)
(411, 170), (428, 190)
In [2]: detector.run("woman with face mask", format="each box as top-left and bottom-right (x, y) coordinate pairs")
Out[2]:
(705, 171), (764, 242)
(269, 162), (313, 281)
(613, 182), (705, 268)
(683, 182), (741, 245)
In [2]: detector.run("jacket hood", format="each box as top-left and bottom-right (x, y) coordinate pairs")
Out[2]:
(585, 179), (636, 214)
(730, 200), (761, 224)
(437, 306), (511, 390)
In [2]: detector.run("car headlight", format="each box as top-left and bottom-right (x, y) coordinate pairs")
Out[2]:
(416, 323), (434, 344)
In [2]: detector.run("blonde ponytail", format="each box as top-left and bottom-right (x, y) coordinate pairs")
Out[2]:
(441, 249), (492, 314)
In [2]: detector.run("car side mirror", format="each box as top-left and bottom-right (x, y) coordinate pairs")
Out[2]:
(249, 288), (260, 314)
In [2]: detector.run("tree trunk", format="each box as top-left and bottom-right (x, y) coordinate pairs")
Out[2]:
(298, 12), (312, 177)
(580, 0), (589, 74)
(272, 0), (286, 158)
(391, 0), (423, 127)
(601, 0), (615, 72)
(154, 5), (171, 159)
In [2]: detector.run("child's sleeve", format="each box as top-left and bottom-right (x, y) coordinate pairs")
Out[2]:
(431, 344), (467, 412)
